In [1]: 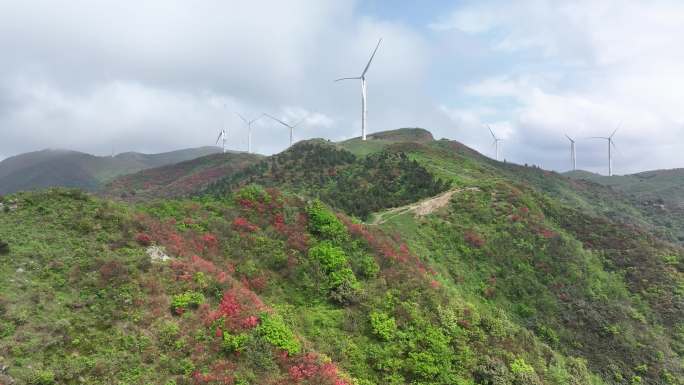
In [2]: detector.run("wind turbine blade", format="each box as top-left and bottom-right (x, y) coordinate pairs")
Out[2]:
(565, 134), (575, 142)
(250, 114), (264, 124)
(235, 112), (248, 124)
(334, 77), (361, 82)
(264, 113), (290, 128)
(610, 127), (619, 138)
(487, 125), (496, 140)
(293, 117), (307, 128)
(361, 38), (383, 77)
(216, 132), (222, 144)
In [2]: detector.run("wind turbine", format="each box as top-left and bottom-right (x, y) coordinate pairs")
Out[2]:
(335, 38), (382, 141)
(264, 113), (306, 147)
(215, 104), (228, 153)
(590, 125), (619, 176)
(565, 134), (576, 171)
(487, 125), (503, 161)
(236, 113), (263, 154)
(216, 127), (227, 153)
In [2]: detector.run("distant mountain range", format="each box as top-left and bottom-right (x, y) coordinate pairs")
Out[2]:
(104, 152), (263, 200)
(0, 147), (222, 195)
(566, 168), (684, 241)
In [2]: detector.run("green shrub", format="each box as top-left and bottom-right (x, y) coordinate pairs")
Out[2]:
(171, 291), (205, 311)
(256, 313), (300, 354)
(28, 370), (56, 385)
(309, 242), (348, 272)
(158, 321), (180, 348)
(235, 184), (270, 204)
(0, 239), (8, 255)
(355, 253), (379, 278)
(306, 200), (348, 243)
(222, 332), (249, 353)
(369, 311), (397, 341)
(510, 358), (534, 375)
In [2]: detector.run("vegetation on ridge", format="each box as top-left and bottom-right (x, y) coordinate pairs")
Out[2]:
(0, 128), (682, 385)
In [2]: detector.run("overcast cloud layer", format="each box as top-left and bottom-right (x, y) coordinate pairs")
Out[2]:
(1, 0), (683, 174)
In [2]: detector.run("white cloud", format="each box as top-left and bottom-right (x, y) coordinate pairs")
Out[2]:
(435, 0), (684, 174)
(0, 0), (431, 157)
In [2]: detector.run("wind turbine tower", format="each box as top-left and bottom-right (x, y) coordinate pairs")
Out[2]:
(488, 125), (503, 161)
(565, 134), (576, 171)
(264, 113), (306, 147)
(590, 126), (618, 176)
(216, 127), (227, 153)
(335, 38), (382, 141)
(236, 113), (263, 154)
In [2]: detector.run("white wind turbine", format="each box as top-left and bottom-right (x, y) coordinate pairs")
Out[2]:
(565, 134), (576, 171)
(590, 125), (619, 176)
(236, 113), (263, 154)
(335, 38), (382, 141)
(264, 113), (306, 147)
(488, 125), (503, 161)
(216, 126), (227, 153)
(215, 104), (228, 153)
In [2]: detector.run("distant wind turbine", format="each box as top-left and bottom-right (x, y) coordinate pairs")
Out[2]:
(335, 38), (382, 141)
(236, 113), (263, 154)
(565, 134), (576, 171)
(590, 125), (619, 176)
(264, 113), (306, 147)
(216, 127), (227, 153)
(216, 104), (228, 153)
(487, 125), (503, 161)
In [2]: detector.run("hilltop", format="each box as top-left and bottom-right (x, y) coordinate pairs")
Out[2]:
(0, 147), (222, 195)
(0, 128), (682, 385)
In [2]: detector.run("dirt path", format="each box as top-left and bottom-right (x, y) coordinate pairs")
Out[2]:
(367, 187), (479, 225)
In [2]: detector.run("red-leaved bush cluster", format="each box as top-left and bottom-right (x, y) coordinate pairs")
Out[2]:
(342, 217), (437, 279)
(205, 285), (268, 332)
(280, 352), (350, 385)
(134, 214), (221, 258)
(464, 230), (485, 248)
(232, 217), (260, 233)
(135, 232), (152, 246)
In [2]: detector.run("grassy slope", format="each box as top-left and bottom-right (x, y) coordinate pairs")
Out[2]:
(0, 188), (609, 385)
(1, 128), (683, 385)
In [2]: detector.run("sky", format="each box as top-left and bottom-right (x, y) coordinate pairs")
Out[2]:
(1, 0), (683, 175)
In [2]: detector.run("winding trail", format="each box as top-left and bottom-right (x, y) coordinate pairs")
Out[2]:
(367, 187), (480, 225)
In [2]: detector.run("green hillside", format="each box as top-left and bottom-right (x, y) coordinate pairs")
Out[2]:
(0, 128), (682, 385)
(0, 147), (222, 195)
(566, 169), (684, 242)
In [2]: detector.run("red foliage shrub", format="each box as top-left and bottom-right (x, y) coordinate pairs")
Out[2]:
(206, 285), (268, 331)
(285, 353), (349, 385)
(202, 233), (219, 249)
(464, 230), (485, 248)
(98, 260), (128, 284)
(135, 233), (152, 246)
(232, 217), (259, 233)
(191, 255), (218, 274)
(241, 315), (259, 329)
(538, 227), (556, 239)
